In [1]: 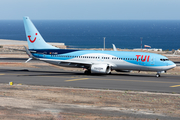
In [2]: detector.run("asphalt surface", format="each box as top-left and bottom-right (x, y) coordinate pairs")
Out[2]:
(0, 57), (180, 93)
(0, 67), (180, 93)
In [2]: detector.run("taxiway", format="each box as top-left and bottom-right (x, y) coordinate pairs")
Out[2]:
(0, 66), (180, 93)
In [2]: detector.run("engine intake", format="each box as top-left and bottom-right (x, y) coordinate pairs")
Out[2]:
(91, 64), (111, 74)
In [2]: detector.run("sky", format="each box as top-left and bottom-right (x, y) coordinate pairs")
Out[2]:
(0, 0), (180, 20)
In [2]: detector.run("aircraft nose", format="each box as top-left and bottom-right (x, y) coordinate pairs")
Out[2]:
(170, 61), (176, 69)
(173, 62), (176, 68)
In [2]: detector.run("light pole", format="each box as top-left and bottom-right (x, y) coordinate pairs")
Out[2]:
(103, 37), (106, 50)
(140, 37), (143, 52)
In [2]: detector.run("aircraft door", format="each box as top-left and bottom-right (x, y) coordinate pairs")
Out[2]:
(166, 62), (168, 66)
(150, 57), (155, 65)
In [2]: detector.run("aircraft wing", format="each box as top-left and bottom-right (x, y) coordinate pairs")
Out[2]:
(40, 58), (91, 64)
(39, 58), (92, 68)
(39, 58), (115, 68)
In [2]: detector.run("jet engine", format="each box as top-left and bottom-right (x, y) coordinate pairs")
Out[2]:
(91, 64), (111, 74)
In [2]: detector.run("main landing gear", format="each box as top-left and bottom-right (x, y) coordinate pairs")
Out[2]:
(156, 71), (166, 78)
(156, 73), (161, 78)
(156, 71), (161, 78)
(84, 69), (91, 75)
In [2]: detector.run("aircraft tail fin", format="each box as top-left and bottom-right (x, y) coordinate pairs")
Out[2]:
(23, 16), (58, 50)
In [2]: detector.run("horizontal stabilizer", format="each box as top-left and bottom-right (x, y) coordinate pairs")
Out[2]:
(25, 58), (32, 63)
(24, 46), (34, 63)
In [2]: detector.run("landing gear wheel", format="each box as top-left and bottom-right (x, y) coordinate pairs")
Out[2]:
(156, 74), (160, 78)
(106, 72), (111, 75)
(84, 70), (91, 75)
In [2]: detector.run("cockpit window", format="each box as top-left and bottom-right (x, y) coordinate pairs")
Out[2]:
(160, 59), (169, 61)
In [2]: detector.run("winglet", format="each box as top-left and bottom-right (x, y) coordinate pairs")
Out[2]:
(112, 44), (117, 51)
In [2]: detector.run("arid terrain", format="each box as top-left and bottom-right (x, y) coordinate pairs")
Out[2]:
(0, 84), (180, 120)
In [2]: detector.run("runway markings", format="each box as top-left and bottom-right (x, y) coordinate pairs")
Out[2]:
(65, 78), (89, 82)
(170, 85), (180, 87)
(94, 78), (180, 84)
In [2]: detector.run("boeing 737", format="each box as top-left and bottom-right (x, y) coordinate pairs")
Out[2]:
(23, 16), (176, 77)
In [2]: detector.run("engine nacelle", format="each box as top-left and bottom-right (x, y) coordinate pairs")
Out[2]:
(158, 71), (166, 73)
(91, 64), (111, 74)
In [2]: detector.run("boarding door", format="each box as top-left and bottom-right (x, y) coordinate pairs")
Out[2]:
(166, 62), (168, 66)
(150, 57), (155, 65)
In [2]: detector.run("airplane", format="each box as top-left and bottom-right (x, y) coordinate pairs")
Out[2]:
(166, 49), (180, 57)
(23, 16), (176, 77)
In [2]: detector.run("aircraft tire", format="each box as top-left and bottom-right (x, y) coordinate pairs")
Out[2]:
(156, 74), (160, 78)
(84, 70), (91, 75)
